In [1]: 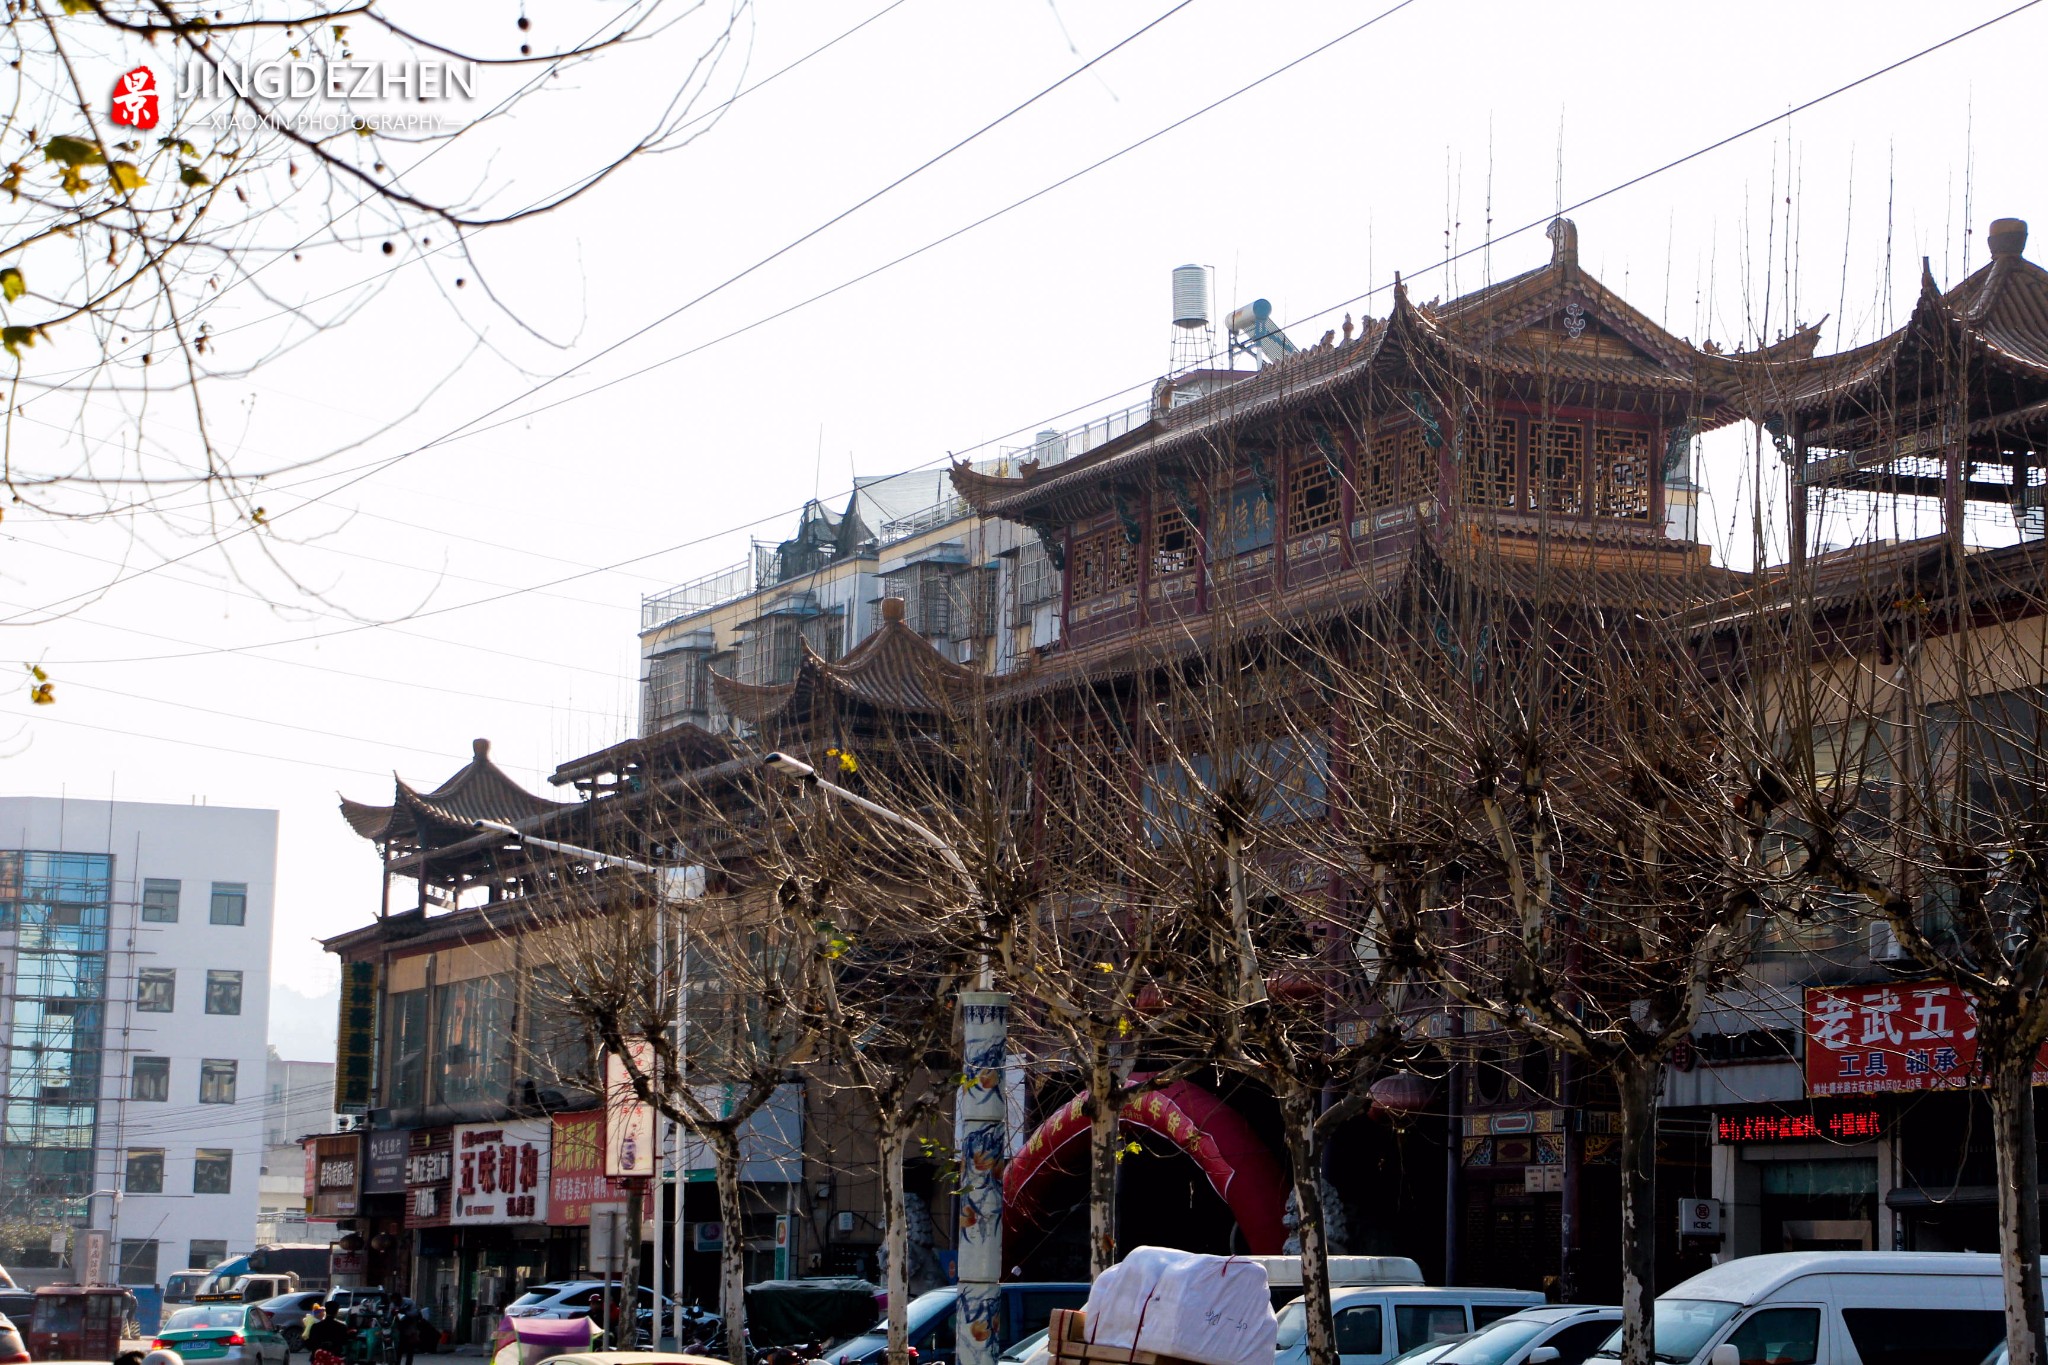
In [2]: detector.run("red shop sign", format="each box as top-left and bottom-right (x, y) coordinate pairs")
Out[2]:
(1805, 981), (2048, 1096)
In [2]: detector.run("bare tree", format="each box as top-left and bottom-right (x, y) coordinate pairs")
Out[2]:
(1314, 533), (1778, 1365)
(0, 0), (746, 610)
(1766, 534), (2048, 1365)
(1118, 626), (1423, 1365)
(523, 825), (818, 1365)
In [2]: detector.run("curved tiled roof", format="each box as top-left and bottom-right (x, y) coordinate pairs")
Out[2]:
(337, 737), (570, 844)
(953, 222), (1809, 526)
(711, 612), (982, 726)
(1729, 245), (2048, 423)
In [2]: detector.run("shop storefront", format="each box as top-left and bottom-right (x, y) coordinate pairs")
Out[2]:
(361, 1130), (411, 1295)
(1707, 979), (2048, 1259)
(404, 1128), (455, 1325)
(451, 1119), (552, 1345)
(1711, 1103), (1889, 1253)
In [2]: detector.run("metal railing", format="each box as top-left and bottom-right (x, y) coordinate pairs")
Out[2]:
(641, 557), (756, 630)
(644, 401), (1153, 627)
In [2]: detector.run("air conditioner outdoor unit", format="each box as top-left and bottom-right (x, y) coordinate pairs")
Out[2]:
(333, 1113), (363, 1133)
(1869, 921), (1908, 962)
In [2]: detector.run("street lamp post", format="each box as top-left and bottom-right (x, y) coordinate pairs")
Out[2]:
(762, 753), (1008, 1365)
(475, 819), (702, 1350)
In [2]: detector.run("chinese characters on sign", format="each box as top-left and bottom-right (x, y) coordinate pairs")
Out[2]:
(548, 1110), (652, 1227)
(1805, 981), (2048, 1096)
(307, 1134), (360, 1220)
(335, 962), (379, 1111)
(365, 1130), (409, 1195)
(404, 1130), (454, 1228)
(452, 1119), (549, 1225)
(1715, 1109), (1883, 1143)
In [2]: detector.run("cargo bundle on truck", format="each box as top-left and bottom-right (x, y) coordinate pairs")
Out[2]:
(1050, 1248), (1277, 1365)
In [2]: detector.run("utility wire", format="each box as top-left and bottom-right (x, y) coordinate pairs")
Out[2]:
(2, 0), (1199, 626)
(31, 0), (2040, 673)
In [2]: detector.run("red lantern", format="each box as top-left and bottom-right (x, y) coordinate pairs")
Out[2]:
(1368, 1073), (1436, 1127)
(1133, 983), (1166, 1016)
(1264, 969), (1324, 1005)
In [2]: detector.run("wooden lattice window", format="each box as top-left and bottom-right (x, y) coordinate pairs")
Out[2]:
(1461, 416), (1518, 509)
(1288, 447), (1342, 534)
(1594, 426), (1653, 519)
(1361, 425), (1428, 510)
(1105, 529), (1140, 590)
(1531, 420), (1586, 514)
(1068, 530), (1108, 599)
(1153, 498), (1196, 574)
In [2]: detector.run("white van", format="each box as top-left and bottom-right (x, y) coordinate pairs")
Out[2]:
(1585, 1252), (2009, 1365)
(1245, 1257), (1426, 1309)
(1273, 1284), (1546, 1365)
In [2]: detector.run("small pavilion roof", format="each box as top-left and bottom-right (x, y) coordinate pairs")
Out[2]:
(1726, 218), (2048, 435)
(711, 600), (981, 726)
(338, 737), (570, 846)
(952, 219), (1816, 527)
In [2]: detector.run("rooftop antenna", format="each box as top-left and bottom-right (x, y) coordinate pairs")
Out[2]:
(1169, 264), (1216, 375)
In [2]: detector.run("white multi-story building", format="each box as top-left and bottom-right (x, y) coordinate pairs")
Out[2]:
(0, 797), (276, 1289)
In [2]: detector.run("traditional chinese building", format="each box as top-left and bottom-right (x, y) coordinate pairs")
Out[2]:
(948, 219), (1808, 1297)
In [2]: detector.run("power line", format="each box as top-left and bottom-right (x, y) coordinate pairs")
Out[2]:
(2, 0), (1199, 626)
(40, 0), (1433, 670)
(25, 0), (2042, 680)
(7, 531), (636, 679)
(19, 0), (919, 397)
(11, 710), (406, 781)
(5, 597), (631, 720)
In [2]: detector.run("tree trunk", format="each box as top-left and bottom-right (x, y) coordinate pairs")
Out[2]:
(1280, 1087), (1337, 1365)
(1086, 1048), (1122, 1277)
(881, 1121), (912, 1365)
(1613, 1062), (1661, 1365)
(1989, 1063), (2047, 1365)
(712, 1128), (748, 1365)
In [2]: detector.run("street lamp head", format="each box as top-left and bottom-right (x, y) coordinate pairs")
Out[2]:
(764, 752), (816, 781)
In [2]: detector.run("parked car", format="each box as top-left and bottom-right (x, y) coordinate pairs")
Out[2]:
(1274, 1286), (1547, 1365)
(0, 1295), (30, 1331)
(824, 1284), (1090, 1365)
(999, 1327), (1049, 1365)
(1430, 1306), (1620, 1365)
(154, 1302), (290, 1365)
(1243, 1258), (1427, 1312)
(1386, 1341), (1467, 1365)
(254, 1293), (327, 1354)
(1586, 1252), (2009, 1365)
(506, 1283), (668, 1321)
(0, 1311), (28, 1365)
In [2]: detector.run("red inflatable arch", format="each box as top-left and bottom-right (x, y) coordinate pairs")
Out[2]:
(1003, 1076), (1288, 1254)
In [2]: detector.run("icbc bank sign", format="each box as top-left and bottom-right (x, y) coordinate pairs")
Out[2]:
(1806, 981), (2048, 1096)
(451, 1119), (549, 1225)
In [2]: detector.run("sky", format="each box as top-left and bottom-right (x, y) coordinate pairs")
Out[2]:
(2, 0), (2044, 1065)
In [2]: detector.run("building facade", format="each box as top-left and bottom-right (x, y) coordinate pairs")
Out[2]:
(260, 1050), (337, 1245)
(0, 797), (277, 1288)
(324, 216), (2048, 1315)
